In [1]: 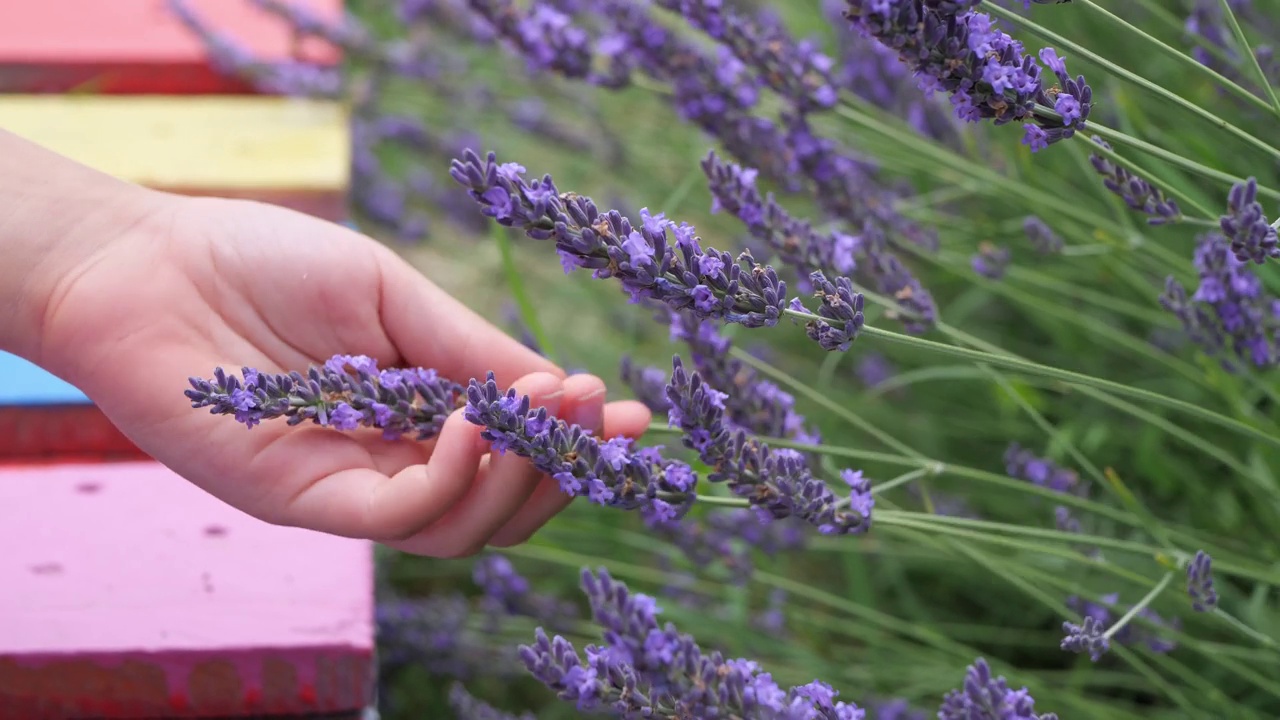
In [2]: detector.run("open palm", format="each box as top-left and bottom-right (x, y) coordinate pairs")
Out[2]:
(34, 193), (650, 556)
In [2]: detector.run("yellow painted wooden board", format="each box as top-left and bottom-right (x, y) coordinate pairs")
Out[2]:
(0, 96), (349, 190)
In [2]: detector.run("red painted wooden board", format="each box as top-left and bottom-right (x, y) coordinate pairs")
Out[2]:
(0, 461), (375, 718)
(0, 353), (145, 462)
(0, 0), (343, 94)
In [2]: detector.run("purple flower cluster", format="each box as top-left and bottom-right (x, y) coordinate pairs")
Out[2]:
(855, 352), (897, 389)
(1160, 233), (1280, 370)
(1185, 0), (1279, 96)
(663, 310), (823, 444)
(1220, 178), (1279, 264)
(465, 0), (596, 80)
(1065, 594), (1179, 655)
(666, 356), (873, 534)
(473, 555), (580, 630)
(1187, 550), (1218, 612)
(1088, 137), (1182, 224)
(656, 0), (839, 114)
(622, 311), (816, 583)
(1022, 215), (1064, 254)
(1004, 443), (1081, 494)
(842, 1), (1092, 151)
(872, 699), (927, 720)
(520, 568), (866, 718)
(186, 354), (463, 439)
(938, 658), (1057, 720)
(464, 372), (697, 526)
(1060, 615), (1109, 662)
(660, 508), (807, 587)
(780, 113), (941, 254)
(377, 593), (519, 677)
(795, 273), (868, 352)
(822, 0), (957, 142)
(971, 242), (1012, 280)
(451, 149), (787, 329)
(1002, 444), (1177, 660)
(703, 152), (937, 334)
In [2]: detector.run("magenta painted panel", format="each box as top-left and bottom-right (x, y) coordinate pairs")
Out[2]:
(0, 461), (374, 717)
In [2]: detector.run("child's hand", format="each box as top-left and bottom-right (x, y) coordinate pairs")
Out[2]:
(22, 187), (651, 556)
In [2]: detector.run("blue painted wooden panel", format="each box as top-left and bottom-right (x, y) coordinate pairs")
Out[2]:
(0, 352), (89, 406)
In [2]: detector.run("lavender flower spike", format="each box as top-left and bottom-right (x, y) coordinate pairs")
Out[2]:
(450, 149), (787, 329)
(1022, 216), (1064, 254)
(799, 272), (866, 352)
(843, 1), (1091, 151)
(464, 372), (698, 525)
(666, 356), (873, 534)
(1089, 137), (1182, 225)
(1061, 616), (1111, 661)
(520, 568), (866, 718)
(1187, 550), (1219, 612)
(1220, 177), (1280, 264)
(186, 354), (462, 439)
(938, 658), (1058, 720)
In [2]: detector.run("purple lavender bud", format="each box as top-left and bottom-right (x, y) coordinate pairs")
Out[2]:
(1065, 594), (1179, 654)
(619, 356), (671, 412)
(855, 352), (896, 389)
(186, 355), (462, 440)
(802, 272), (866, 352)
(755, 588), (789, 636)
(1022, 216), (1063, 254)
(1053, 505), (1079, 533)
(1061, 616), (1110, 661)
(703, 151), (841, 281)
(873, 698), (927, 720)
(1220, 178), (1280, 264)
(448, 683), (535, 720)
(464, 372), (697, 522)
(657, 509), (807, 587)
(971, 242), (1012, 280)
(1186, 550), (1219, 612)
(521, 568), (864, 718)
(450, 149), (787, 329)
(466, 0), (595, 78)
(1004, 443), (1080, 494)
(1088, 137), (1182, 224)
(701, 151), (938, 331)
(843, 2), (1090, 150)
(1161, 233), (1280, 369)
(657, 0), (839, 114)
(665, 356), (872, 534)
(1185, 0), (1279, 93)
(377, 594), (519, 678)
(666, 310), (822, 444)
(823, 0), (957, 142)
(938, 658), (1058, 720)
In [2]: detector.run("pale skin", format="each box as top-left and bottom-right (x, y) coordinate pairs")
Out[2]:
(0, 129), (651, 557)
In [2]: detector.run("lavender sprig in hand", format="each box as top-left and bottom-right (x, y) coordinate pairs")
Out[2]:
(464, 372), (698, 526)
(186, 354), (463, 440)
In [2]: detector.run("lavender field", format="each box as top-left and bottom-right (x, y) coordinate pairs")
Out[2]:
(175, 1), (1280, 718)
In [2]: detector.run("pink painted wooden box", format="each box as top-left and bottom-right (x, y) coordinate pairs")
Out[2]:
(0, 461), (375, 718)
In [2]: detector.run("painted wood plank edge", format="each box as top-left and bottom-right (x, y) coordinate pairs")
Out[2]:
(0, 1), (342, 64)
(0, 96), (350, 190)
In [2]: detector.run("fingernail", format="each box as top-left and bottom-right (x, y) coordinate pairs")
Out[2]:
(570, 387), (607, 434)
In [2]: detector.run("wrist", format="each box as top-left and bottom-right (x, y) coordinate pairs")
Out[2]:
(0, 130), (169, 363)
